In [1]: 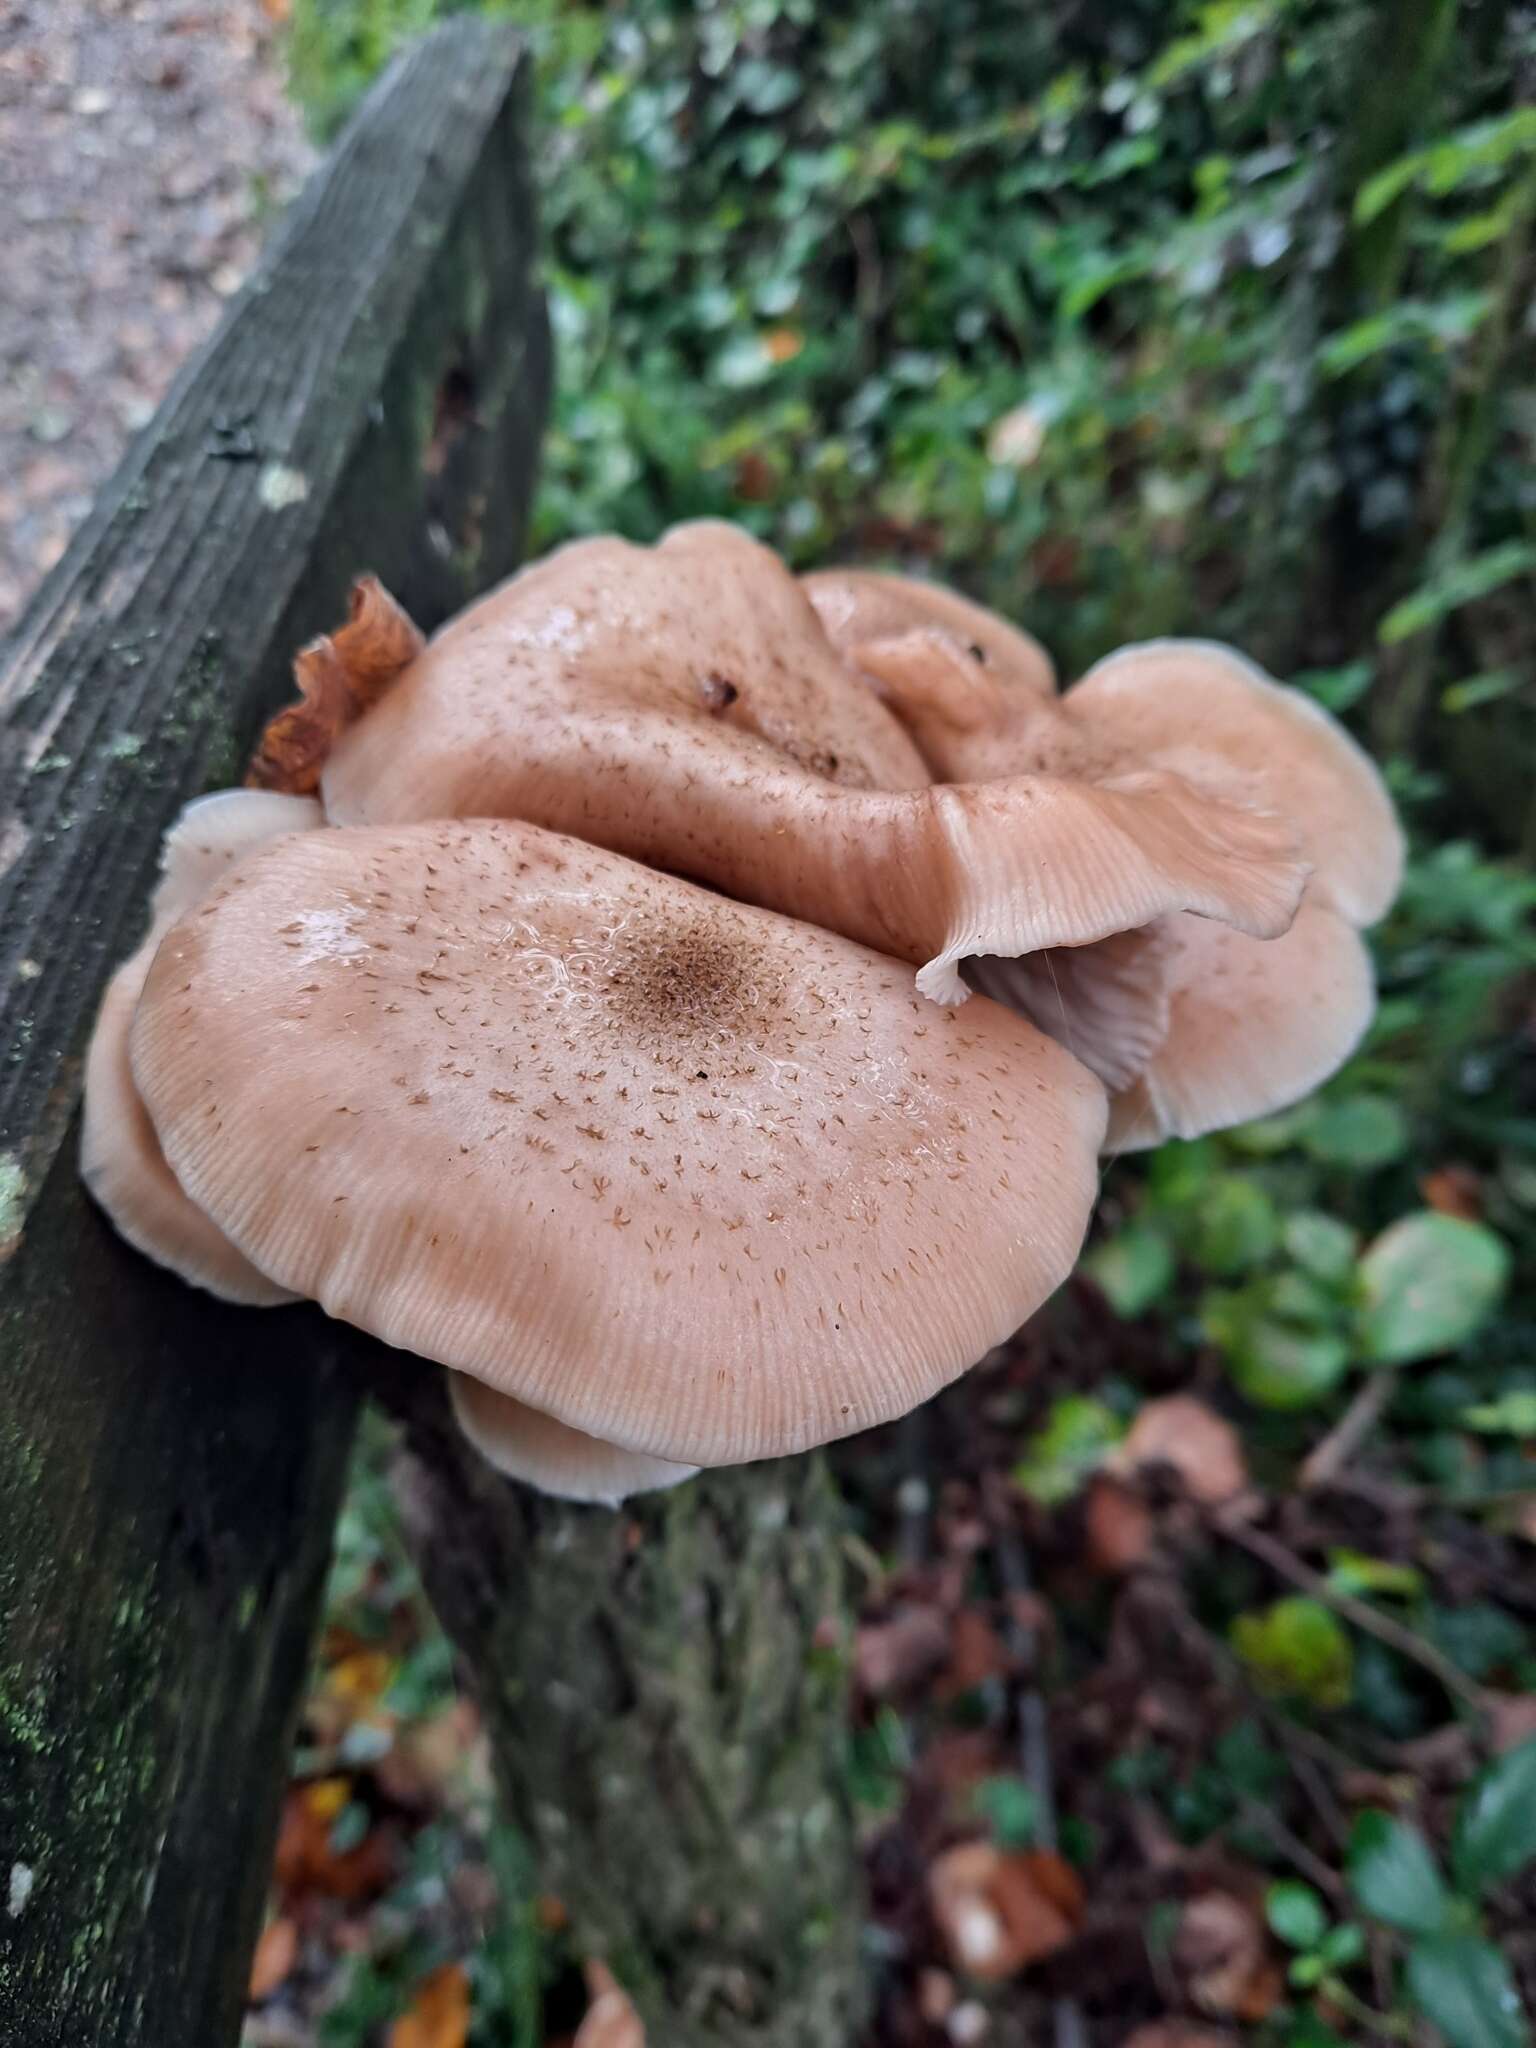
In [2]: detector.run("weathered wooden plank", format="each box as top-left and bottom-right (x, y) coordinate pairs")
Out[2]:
(0, 21), (550, 2044)
(0, 17), (549, 1198)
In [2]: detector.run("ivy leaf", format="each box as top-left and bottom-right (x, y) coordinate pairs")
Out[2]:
(1188, 1176), (1280, 1276)
(1452, 1740), (1536, 1896)
(1013, 1397), (1123, 1506)
(1302, 1093), (1409, 1169)
(1085, 1221), (1175, 1317)
(1406, 1933), (1529, 2048)
(1347, 1811), (1451, 1935)
(1357, 1213), (1510, 1364)
(1266, 1878), (1329, 1951)
(1379, 542), (1536, 646)
(1232, 1597), (1353, 1709)
(1208, 1288), (1351, 1411)
(1284, 1211), (1359, 1285)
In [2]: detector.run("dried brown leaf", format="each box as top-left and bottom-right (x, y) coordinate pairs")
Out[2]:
(1084, 1473), (1155, 1574)
(929, 1841), (1077, 1982)
(574, 1963), (646, 2048)
(1175, 1892), (1274, 2019)
(855, 1605), (949, 1699)
(247, 1915), (297, 2001)
(247, 575), (423, 793)
(1119, 1396), (1247, 1505)
(387, 1962), (471, 2048)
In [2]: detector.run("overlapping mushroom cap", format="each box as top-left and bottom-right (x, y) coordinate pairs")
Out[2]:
(807, 572), (1404, 1146)
(315, 522), (1308, 1011)
(81, 788), (323, 1304)
(128, 817), (1107, 1468)
(81, 523), (1403, 1502)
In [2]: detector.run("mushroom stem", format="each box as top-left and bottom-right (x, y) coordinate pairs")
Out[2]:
(386, 1368), (865, 2045)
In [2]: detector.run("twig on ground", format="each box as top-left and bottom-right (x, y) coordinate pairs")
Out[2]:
(1211, 1508), (1486, 1716)
(1233, 1794), (1348, 1899)
(992, 1519), (1088, 2048)
(1300, 1370), (1397, 1489)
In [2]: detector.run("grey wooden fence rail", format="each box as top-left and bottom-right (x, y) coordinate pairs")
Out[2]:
(0, 25), (550, 2043)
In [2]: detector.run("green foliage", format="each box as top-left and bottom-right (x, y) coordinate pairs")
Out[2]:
(1348, 1811), (1453, 1936)
(287, 0), (1534, 700)
(1084, 1218), (1174, 1316)
(1347, 1758), (1536, 2048)
(972, 1773), (1040, 1849)
(1453, 1741), (1536, 1896)
(1266, 1879), (1330, 1953)
(1230, 1597), (1354, 1710)
(1357, 1213), (1511, 1365)
(1013, 1395), (1124, 1505)
(1406, 1935), (1528, 2048)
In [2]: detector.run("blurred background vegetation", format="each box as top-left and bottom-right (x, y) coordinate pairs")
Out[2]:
(254, 4), (1536, 2044)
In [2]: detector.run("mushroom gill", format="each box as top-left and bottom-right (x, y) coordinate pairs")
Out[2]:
(808, 574), (1403, 1143)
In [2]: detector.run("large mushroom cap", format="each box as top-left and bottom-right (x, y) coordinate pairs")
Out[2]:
(801, 567), (1057, 770)
(805, 594), (1399, 1137)
(1065, 641), (1403, 927)
(1104, 895), (1375, 1152)
(323, 521), (934, 822)
(448, 1378), (699, 1506)
(81, 789), (323, 1303)
(309, 529), (1306, 1011)
(130, 818), (1107, 1465)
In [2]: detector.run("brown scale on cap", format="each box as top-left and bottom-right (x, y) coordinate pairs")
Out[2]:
(808, 573), (1404, 1145)
(311, 522), (1308, 1013)
(128, 817), (1108, 1470)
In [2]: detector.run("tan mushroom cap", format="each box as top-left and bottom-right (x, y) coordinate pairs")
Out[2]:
(81, 789), (323, 1303)
(316, 525), (1306, 1009)
(1066, 641), (1403, 927)
(1104, 895), (1375, 1152)
(130, 818), (1108, 1465)
(802, 566), (1057, 770)
(806, 588), (1398, 1133)
(449, 1377), (699, 1505)
(808, 586), (1401, 931)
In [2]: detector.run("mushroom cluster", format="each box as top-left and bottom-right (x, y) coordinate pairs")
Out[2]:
(82, 522), (1401, 1502)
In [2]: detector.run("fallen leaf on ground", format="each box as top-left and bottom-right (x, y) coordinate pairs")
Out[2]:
(935, 1609), (1013, 1699)
(929, 1841), (1081, 1981)
(574, 1962), (646, 2047)
(1175, 1892), (1277, 2019)
(387, 1961), (470, 2048)
(1118, 1397), (1248, 1505)
(855, 1605), (950, 1699)
(1084, 1473), (1155, 1573)
(1419, 1165), (1483, 1220)
(248, 1915), (296, 2000)
(273, 1782), (395, 1904)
